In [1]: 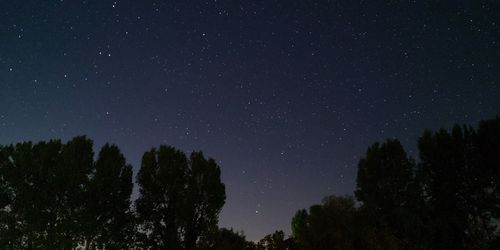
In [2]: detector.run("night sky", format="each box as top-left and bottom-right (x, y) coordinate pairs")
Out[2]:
(1, 0), (499, 241)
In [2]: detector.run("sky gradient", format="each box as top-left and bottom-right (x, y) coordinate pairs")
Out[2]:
(1, 0), (499, 241)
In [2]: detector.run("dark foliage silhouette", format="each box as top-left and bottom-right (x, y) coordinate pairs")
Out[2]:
(291, 196), (358, 250)
(82, 144), (134, 249)
(355, 139), (429, 249)
(0, 117), (498, 249)
(288, 117), (500, 250)
(418, 119), (500, 249)
(135, 146), (225, 249)
(258, 230), (288, 250)
(0, 137), (99, 249)
(208, 228), (257, 250)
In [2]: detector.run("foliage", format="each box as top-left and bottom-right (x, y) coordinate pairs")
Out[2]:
(356, 139), (429, 249)
(288, 117), (500, 250)
(0, 138), (226, 249)
(83, 144), (134, 249)
(291, 196), (358, 250)
(418, 118), (500, 249)
(257, 230), (286, 250)
(0, 137), (134, 249)
(208, 228), (256, 250)
(0, 117), (499, 249)
(135, 146), (226, 249)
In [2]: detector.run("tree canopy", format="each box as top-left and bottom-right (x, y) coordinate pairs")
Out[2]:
(0, 117), (498, 249)
(0, 138), (226, 249)
(135, 146), (225, 249)
(287, 117), (500, 250)
(0, 137), (134, 249)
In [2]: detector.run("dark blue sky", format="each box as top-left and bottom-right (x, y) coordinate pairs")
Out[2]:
(1, 0), (499, 241)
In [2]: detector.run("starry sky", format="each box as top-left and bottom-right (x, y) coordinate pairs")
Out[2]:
(1, 0), (499, 241)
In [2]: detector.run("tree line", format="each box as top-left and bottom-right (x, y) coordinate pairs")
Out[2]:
(0, 117), (499, 249)
(0, 138), (225, 249)
(242, 117), (499, 250)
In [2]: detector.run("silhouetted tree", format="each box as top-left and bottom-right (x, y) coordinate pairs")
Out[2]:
(2, 141), (40, 248)
(0, 137), (94, 249)
(82, 144), (134, 249)
(476, 118), (500, 249)
(419, 118), (500, 249)
(291, 209), (307, 241)
(135, 145), (226, 249)
(0, 137), (137, 249)
(258, 230), (287, 250)
(1, 117), (498, 249)
(356, 140), (414, 212)
(291, 195), (358, 250)
(208, 228), (257, 250)
(286, 118), (500, 250)
(355, 139), (429, 249)
(0, 144), (19, 248)
(184, 151), (226, 250)
(55, 136), (95, 249)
